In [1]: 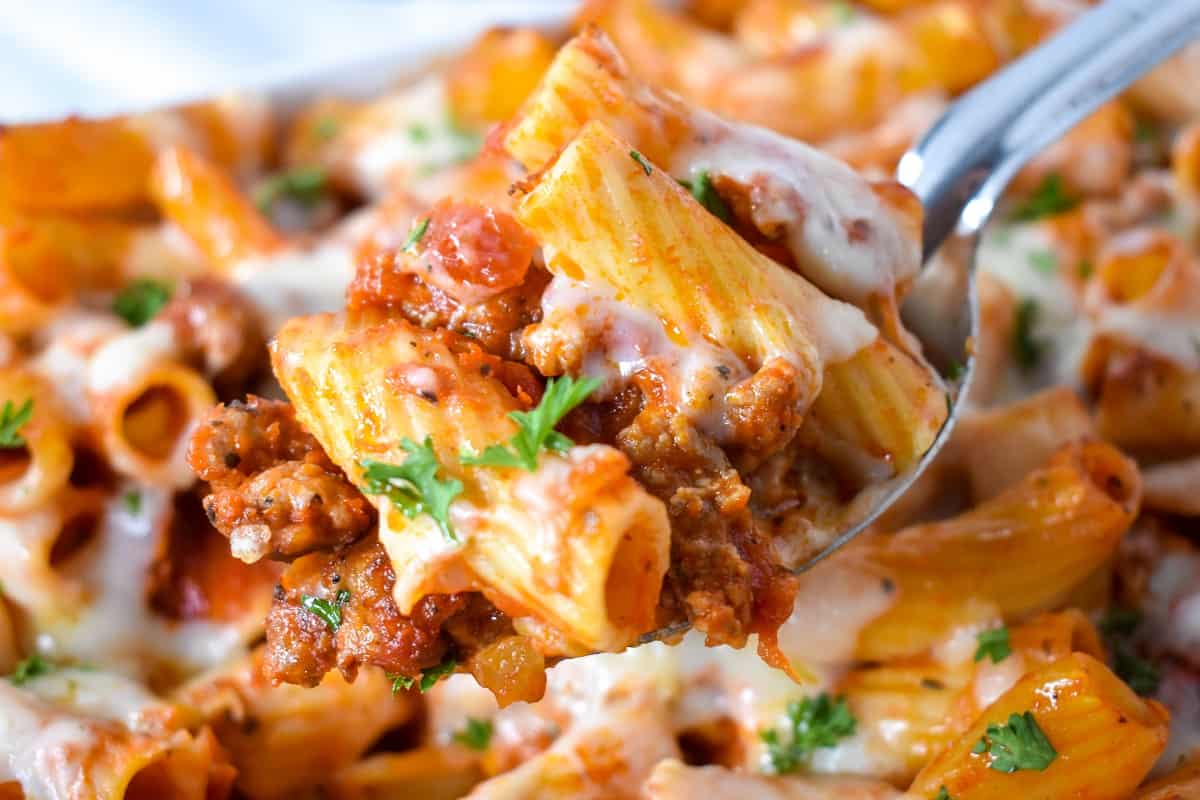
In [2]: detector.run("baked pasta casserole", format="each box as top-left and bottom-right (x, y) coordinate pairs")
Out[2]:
(0, 1), (1197, 798)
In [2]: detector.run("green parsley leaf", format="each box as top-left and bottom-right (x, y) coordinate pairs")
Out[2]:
(974, 626), (1012, 663)
(0, 398), (34, 449)
(253, 165), (327, 213)
(1113, 644), (1160, 696)
(300, 589), (350, 632)
(447, 117), (484, 164)
(934, 787), (956, 800)
(122, 491), (142, 515)
(420, 657), (456, 691)
(630, 149), (653, 176)
(1077, 259), (1094, 279)
(408, 123), (432, 143)
(403, 217), (430, 254)
(361, 437), (463, 542)
(973, 711), (1057, 773)
(10, 654), (52, 686)
(1028, 250), (1058, 275)
(453, 717), (494, 750)
(944, 361), (967, 382)
(1102, 607), (1142, 638)
(388, 656), (458, 695)
(679, 170), (732, 223)
(1012, 298), (1044, 371)
(831, 1), (856, 24)
(1012, 174), (1077, 221)
(1099, 607), (1141, 638)
(760, 693), (857, 775)
(314, 116), (339, 141)
(112, 279), (172, 327)
(1098, 607), (1160, 696)
(461, 376), (601, 472)
(1134, 118), (1158, 145)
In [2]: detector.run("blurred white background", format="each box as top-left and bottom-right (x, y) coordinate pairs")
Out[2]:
(0, 1), (573, 123)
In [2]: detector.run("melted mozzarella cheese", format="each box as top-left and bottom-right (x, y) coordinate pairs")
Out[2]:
(976, 223), (1092, 397)
(85, 320), (178, 395)
(529, 277), (752, 439)
(0, 668), (177, 795)
(776, 559), (896, 669)
(30, 312), (128, 425)
(39, 489), (249, 679)
(670, 109), (920, 306)
(348, 75), (479, 199)
(232, 242), (356, 333)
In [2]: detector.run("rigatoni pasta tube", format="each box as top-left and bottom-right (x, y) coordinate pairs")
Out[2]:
(950, 386), (1095, 503)
(179, 649), (417, 799)
(271, 312), (670, 654)
(837, 611), (1107, 783)
(802, 337), (948, 478)
(0, 671), (236, 800)
(908, 653), (1169, 800)
(851, 441), (1139, 661)
(516, 120), (878, 442)
(149, 146), (284, 272)
(0, 118), (156, 214)
(326, 749), (483, 800)
(0, 488), (105, 627)
(0, 101), (271, 215)
(643, 759), (903, 800)
(0, 368), (73, 514)
(87, 322), (217, 489)
(445, 28), (557, 128)
(504, 28), (923, 311)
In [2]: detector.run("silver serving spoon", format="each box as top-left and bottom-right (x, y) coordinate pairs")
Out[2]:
(643, 0), (1200, 644)
(809, 0), (1200, 566)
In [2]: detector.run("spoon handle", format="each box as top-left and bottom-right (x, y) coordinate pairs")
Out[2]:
(898, 0), (1200, 261)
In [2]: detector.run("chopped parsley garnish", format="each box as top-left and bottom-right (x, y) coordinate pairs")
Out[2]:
(1099, 607), (1141, 638)
(362, 437), (463, 542)
(1134, 118), (1158, 145)
(10, 654), (52, 686)
(122, 491), (142, 514)
(1100, 607), (1160, 696)
(1028, 250), (1058, 275)
(1012, 174), (1077, 221)
(1078, 259), (1094, 279)
(301, 589), (350, 632)
(389, 656), (457, 694)
(0, 398), (34, 449)
(461, 376), (600, 471)
(253, 165), (327, 212)
(971, 711), (1057, 773)
(944, 361), (967, 382)
(112, 279), (172, 327)
(760, 694), (857, 775)
(974, 626), (1012, 663)
(408, 123), (431, 143)
(934, 787), (956, 800)
(679, 170), (732, 223)
(630, 149), (653, 176)
(314, 116), (339, 141)
(1114, 646), (1161, 696)
(403, 217), (430, 254)
(453, 717), (494, 750)
(1012, 298), (1044, 370)
(447, 117), (484, 164)
(831, 0), (856, 24)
